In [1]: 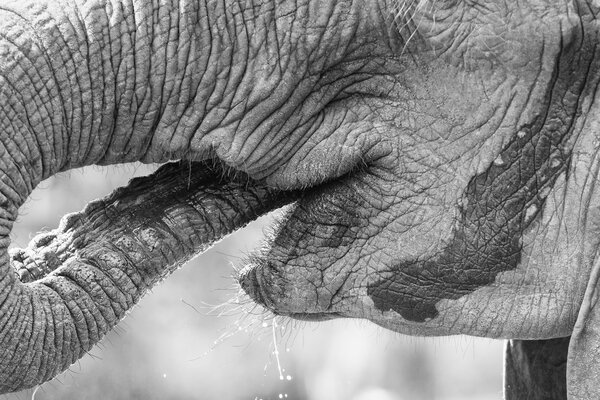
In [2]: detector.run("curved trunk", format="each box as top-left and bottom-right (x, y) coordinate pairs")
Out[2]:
(0, 161), (296, 393)
(0, 0), (378, 393)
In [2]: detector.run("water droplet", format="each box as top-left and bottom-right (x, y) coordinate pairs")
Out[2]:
(286, 348), (290, 352)
(162, 373), (167, 378)
(262, 321), (269, 328)
(279, 395), (283, 399)
(286, 375), (292, 381)
(272, 318), (284, 380)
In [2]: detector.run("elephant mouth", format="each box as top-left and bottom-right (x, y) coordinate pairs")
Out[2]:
(239, 259), (341, 321)
(239, 265), (273, 309)
(235, 163), (373, 321)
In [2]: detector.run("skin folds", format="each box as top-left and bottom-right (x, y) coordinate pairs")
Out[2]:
(0, 0), (599, 398)
(242, 1), (600, 339)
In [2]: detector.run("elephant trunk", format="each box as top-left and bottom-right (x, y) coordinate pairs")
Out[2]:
(0, 161), (296, 393)
(0, 0), (378, 392)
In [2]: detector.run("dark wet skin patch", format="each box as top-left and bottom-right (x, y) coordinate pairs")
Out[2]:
(367, 24), (600, 322)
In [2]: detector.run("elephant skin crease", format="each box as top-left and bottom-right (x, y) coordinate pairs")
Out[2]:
(0, 161), (296, 393)
(1, 0), (600, 398)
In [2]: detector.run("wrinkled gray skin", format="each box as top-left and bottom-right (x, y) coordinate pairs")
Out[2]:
(0, 0), (599, 398)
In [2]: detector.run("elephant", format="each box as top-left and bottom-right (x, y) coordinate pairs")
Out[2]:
(0, 0), (599, 398)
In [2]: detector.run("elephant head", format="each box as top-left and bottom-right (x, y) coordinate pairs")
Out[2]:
(0, 0), (599, 398)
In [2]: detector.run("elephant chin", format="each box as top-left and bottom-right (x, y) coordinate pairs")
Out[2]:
(239, 263), (340, 322)
(238, 169), (369, 321)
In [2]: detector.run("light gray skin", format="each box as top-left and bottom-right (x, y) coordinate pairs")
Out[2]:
(0, 0), (599, 398)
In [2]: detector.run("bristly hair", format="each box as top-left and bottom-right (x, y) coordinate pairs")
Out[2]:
(198, 267), (304, 363)
(393, 0), (430, 21)
(390, 0), (465, 55)
(192, 203), (302, 359)
(391, 0), (431, 50)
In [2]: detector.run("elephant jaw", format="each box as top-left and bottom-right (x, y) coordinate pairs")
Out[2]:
(236, 139), (596, 340)
(237, 178), (582, 339)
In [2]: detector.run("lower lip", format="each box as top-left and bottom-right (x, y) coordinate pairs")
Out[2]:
(288, 312), (342, 322)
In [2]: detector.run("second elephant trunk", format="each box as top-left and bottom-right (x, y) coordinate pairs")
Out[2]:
(0, 161), (296, 393)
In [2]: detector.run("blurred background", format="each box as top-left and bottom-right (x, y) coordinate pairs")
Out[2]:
(5, 164), (503, 400)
